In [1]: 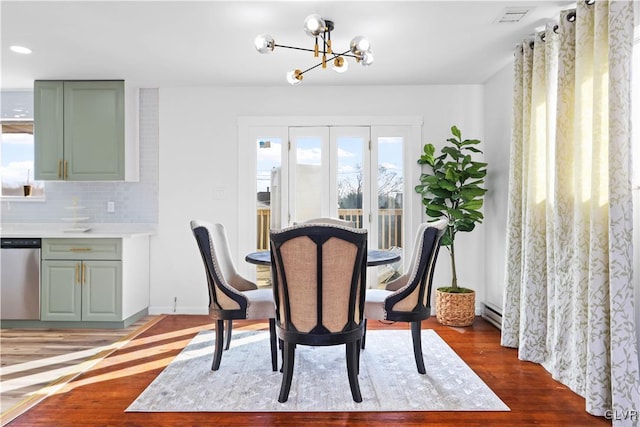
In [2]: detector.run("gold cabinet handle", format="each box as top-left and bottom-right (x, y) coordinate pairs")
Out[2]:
(82, 263), (86, 284)
(64, 160), (68, 180)
(58, 160), (62, 179)
(75, 263), (80, 284)
(69, 248), (91, 252)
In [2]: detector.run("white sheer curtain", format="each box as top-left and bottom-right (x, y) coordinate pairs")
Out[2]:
(502, 1), (639, 423)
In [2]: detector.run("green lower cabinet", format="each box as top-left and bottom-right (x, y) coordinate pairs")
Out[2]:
(41, 259), (122, 322)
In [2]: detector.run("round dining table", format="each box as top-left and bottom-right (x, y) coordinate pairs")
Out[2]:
(245, 249), (400, 267)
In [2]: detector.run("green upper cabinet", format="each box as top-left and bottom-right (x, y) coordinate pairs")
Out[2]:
(34, 81), (64, 180)
(34, 80), (137, 181)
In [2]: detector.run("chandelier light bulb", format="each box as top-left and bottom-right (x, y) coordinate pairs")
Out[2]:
(286, 69), (303, 85)
(332, 57), (349, 73)
(350, 36), (371, 57)
(254, 34), (275, 54)
(360, 51), (374, 67)
(304, 14), (326, 37)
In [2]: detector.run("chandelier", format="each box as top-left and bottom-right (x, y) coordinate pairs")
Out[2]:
(254, 14), (374, 85)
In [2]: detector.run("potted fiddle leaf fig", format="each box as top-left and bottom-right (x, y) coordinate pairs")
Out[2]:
(415, 125), (487, 326)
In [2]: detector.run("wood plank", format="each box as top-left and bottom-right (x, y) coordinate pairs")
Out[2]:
(0, 315), (159, 422)
(2, 316), (608, 426)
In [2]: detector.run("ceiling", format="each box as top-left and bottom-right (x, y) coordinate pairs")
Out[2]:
(1, 1), (577, 90)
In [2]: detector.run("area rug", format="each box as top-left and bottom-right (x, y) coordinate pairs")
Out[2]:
(126, 329), (509, 412)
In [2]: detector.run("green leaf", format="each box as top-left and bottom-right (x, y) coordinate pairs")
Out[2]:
(431, 188), (453, 198)
(451, 125), (461, 140)
(422, 175), (440, 185)
(441, 146), (460, 160)
(463, 179), (485, 187)
(466, 210), (484, 221)
(459, 199), (484, 210)
(425, 208), (445, 218)
(465, 169), (487, 179)
(423, 143), (435, 157)
(469, 161), (488, 169)
(456, 221), (476, 232)
(459, 187), (487, 201)
(463, 146), (483, 153)
(419, 143), (436, 166)
(426, 202), (447, 212)
(448, 209), (465, 219)
(439, 179), (457, 191)
(461, 138), (481, 146)
(440, 234), (453, 246)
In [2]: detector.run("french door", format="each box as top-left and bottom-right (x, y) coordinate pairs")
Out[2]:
(248, 124), (408, 287)
(288, 126), (371, 227)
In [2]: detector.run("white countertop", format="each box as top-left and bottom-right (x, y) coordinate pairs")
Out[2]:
(0, 223), (157, 238)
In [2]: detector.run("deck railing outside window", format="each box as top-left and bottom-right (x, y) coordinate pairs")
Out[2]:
(256, 208), (403, 250)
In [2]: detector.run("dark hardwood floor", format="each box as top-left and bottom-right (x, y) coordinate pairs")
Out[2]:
(4, 315), (608, 426)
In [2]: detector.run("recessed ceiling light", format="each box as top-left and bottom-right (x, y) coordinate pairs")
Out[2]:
(10, 45), (32, 54)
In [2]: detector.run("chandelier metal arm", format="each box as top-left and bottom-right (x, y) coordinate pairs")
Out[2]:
(275, 45), (358, 59)
(274, 44), (316, 53)
(298, 50), (354, 77)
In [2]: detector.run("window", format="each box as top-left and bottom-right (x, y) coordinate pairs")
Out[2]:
(1, 121), (45, 198)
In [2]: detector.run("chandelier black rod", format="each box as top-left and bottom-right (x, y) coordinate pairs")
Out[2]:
(274, 44), (358, 59)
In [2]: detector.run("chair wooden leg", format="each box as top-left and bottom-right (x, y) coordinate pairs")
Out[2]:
(224, 319), (232, 350)
(212, 319), (224, 371)
(278, 342), (296, 403)
(346, 342), (363, 402)
(269, 319), (277, 372)
(356, 339), (361, 375)
(278, 338), (284, 372)
(411, 320), (426, 374)
(361, 318), (367, 349)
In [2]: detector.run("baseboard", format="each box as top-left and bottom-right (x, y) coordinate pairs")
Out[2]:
(148, 306), (208, 315)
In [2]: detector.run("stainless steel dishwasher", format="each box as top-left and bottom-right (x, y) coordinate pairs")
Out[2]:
(1, 237), (41, 320)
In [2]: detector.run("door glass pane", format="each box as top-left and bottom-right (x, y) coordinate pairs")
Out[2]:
(377, 136), (404, 249)
(294, 136), (323, 222)
(375, 136), (404, 287)
(256, 136), (282, 287)
(337, 135), (364, 228)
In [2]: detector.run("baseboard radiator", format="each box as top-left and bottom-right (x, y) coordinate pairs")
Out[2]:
(481, 302), (503, 330)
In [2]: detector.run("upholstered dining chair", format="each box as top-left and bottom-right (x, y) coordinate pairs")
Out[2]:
(190, 220), (277, 371)
(300, 217), (355, 227)
(269, 224), (368, 403)
(363, 218), (447, 374)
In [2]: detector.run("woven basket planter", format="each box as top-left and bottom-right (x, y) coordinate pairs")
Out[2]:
(435, 289), (476, 327)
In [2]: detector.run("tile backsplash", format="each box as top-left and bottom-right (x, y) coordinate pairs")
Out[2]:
(1, 88), (159, 224)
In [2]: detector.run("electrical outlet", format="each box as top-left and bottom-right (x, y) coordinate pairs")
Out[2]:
(214, 187), (225, 200)
(107, 201), (115, 213)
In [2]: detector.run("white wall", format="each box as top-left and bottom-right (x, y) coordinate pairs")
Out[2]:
(483, 64), (514, 310)
(151, 85), (485, 315)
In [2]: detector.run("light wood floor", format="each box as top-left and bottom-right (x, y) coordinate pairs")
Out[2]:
(2, 315), (609, 426)
(0, 315), (160, 423)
